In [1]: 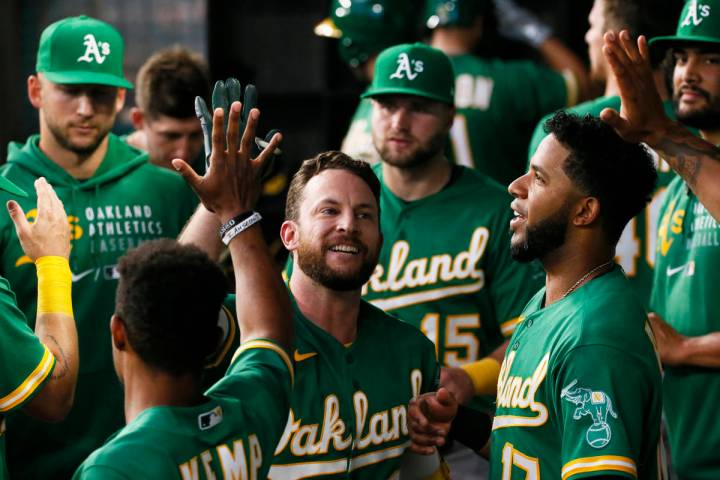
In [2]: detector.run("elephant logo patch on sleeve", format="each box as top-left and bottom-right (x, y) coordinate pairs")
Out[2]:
(561, 379), (618, 448)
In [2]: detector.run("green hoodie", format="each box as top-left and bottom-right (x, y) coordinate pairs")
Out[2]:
(0, 134), (198, 479)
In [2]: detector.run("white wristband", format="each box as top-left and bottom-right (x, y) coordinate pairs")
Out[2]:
(221, 211), (262, 245)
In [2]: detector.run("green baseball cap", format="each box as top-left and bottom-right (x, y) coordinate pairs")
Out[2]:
(36, 15), (133, 89)
(650, 0), (720, 51)
(361, 43), (455, 104)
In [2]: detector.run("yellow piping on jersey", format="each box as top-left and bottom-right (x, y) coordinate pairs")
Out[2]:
(561, 455), (637, 480)
(232, 339), (294, 386)
(0, 347), (55, 412)
(500, 316), (523, 337)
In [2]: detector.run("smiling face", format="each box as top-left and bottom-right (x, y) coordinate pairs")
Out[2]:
(508, 135), (579, 262)
(287, 169), (382, 291)
(672, 46), (720, 130)
(371, 95), (453, 169)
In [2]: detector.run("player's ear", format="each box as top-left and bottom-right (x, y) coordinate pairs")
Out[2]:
(114, 88), (126, 113)
(280, 220), (299, 251)
(28, 75), (42, 109)
(110, 314), (128, 351)
(572, 196), (601, 227)
(130, 107), (145, 130)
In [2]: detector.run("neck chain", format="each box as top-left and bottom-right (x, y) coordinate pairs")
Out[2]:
(562, 260), (614, 299)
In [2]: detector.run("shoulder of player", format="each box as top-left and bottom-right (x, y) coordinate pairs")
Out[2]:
(358, 300), (435, 349)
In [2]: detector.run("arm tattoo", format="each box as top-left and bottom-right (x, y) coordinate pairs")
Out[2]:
(657, 125), (720, 188)
(43, 334), (69, 380)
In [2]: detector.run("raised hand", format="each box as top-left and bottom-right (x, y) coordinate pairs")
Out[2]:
(408, 387), (458, 455)
(7, 178), (71, 261)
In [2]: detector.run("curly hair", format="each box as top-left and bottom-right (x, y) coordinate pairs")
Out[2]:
(544, 111), (657, 244)
(115, 239), (228, 375)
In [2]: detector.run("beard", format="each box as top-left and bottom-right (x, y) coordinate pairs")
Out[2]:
(46, 118), (112, 156)
(374, 129), (446, 169)
(673, 88), (720, 130)
(296, 236), (379, 291)
(510, 203), (571, 263)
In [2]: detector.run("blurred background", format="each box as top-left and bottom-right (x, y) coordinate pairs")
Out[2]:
(0, 0), (594, 167)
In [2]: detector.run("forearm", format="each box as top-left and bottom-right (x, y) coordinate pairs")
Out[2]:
(228, 225), (292, 351)
(650, 122), (720, 222)
(25, 257), (78, 421)
(675, 332), (720, 368)
(537, 37), (590, 104)
(178, 204), (224, 260)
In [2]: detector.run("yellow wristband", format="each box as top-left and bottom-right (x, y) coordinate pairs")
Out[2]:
(36, 256), (73, 316)
(461, 357), (501, 395)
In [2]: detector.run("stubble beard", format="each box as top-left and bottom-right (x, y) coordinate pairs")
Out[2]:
(296, 239), (379, 291)
(674, 89), (720, 130)
(375, 129), (446, 169)
(46, 117), (111, 157)
(510, 204), (571, 263)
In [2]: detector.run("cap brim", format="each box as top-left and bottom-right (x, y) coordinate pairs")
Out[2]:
(314, 17), (342, 39)
(42, 70), (133, 89)
(0, 176), (27, 198)
(361, 87), (454, 105)
(649, 34), (720, 52)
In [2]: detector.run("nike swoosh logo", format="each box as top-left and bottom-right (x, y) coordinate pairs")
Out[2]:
(294, 350), (318, 362)
(71, 269), (95, 283)
(666, 264), (687, 277)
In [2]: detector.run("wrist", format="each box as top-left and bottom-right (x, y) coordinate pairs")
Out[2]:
(36, 256), (73, 316)
(220, 211), (262, 245)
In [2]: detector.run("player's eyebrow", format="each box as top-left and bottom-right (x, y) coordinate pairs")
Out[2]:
(530, 163), (548, 178)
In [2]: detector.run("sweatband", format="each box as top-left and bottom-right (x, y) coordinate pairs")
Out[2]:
(36, 256), (73, 316)
(460, 357), (501, 395)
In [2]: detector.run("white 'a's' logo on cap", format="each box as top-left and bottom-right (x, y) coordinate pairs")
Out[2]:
(77, 34), (111, 64)
(681, 0), (712, 27)
(389, 53), (424, 81)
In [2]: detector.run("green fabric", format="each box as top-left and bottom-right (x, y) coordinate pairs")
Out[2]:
(1, 133), (198, 479)
(490, 267), (662, 480)
(36, 15), (133, 89)
(72, 345), (291, 479)
(527, 97), (681, 309)
(364, 163), (543, 411)
(223, 292), (439, 478)
(651, 176), (720, 478)
(0, 277), (55, 480)
(446, 55), (567, 186)
(650, 0), (720, 51)
(362, 43), (455, 104)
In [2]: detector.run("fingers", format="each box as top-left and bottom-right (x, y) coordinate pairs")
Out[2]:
(6, 200), (29, 238)
(226, 102), (243, 154)
(242, 84), (258, 123)
(255, 131), (283, 169)
(240, 108), (260, 157)
(172, 158), (204, 194)
(210, 107), (227, 165)
(619, 30), (642, 64)
(599, 107), (630, 133)
(436, 387), (455, 406)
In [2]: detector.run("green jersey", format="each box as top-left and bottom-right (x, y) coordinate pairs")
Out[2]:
(651, 177), (720, 478)
(363, 164), (543, 410)
(490, 267), (663, 480)
(266, 295), (439, 479)
(1, 134), (203, 478)
(0, 277), (55, 480)
(527, 97), (678, 308)
(342, 57), (569, 187)
(73, 340), (293, 480)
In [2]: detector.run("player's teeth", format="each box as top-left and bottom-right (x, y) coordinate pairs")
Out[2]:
(331, 245), (359, 253)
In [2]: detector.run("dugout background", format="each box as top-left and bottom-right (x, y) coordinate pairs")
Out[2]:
(0, 0), (594, 168)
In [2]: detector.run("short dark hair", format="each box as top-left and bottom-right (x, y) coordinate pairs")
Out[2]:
(285, 151), (382, 222)
(115, 239), (228, 376)
(544, 111), (657, 245)
(135, 46), (210, 120)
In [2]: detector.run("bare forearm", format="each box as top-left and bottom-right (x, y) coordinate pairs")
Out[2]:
(538, 37), (590, 103)
(25, 313), (78, 421)
(228, 225), (292, 350)
(675, 332), (720, 368)
(178, 204), (224, 260)
(651, 123), (720, 221)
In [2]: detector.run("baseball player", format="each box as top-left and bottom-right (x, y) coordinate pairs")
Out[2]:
(425, 0), (589, 186)
(357, 42), (543, 475)
(599, 2), (720, 476)
(126, 46), (209, 172)
(314, 0), (417, 165)
(1, 16), (201, 478)
(526, 0), (681, 308)
(0, 177), (79, 479)
(490, 111), (662, 479)
(73, 100), (292, 479)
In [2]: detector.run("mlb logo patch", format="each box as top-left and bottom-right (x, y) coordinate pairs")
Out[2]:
(198, 406), (223, 431)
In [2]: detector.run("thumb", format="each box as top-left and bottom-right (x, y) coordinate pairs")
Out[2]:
(7, 200), (29, 236)
(599, 108), (628, 131)
(172, 159), (203, 193)
(436, 387), (455, 406)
